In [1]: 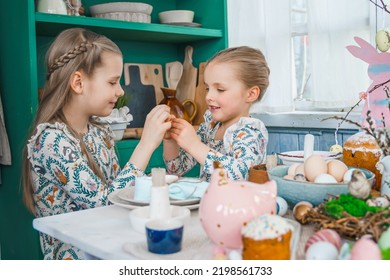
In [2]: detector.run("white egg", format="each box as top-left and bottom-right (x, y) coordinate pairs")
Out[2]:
(228, 250), (242, 260)
(276, 196), (288, 216)
(314, 173), (338, 183)
(343, 168), (366, 183)
(305, 241), (339, 260)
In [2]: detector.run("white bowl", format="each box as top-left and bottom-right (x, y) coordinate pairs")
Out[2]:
(94, 12), (151, 23)
(158, 10), (194, 24)
(89, 2), (153, 16)
(278, 150), (342, 166)
(129, 205), (191, 234)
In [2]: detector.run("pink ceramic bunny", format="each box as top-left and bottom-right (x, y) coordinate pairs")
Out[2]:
(199, 162), (277, 250)
(346, 37), (390, 128)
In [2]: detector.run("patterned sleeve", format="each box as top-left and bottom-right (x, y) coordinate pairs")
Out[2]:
(28, 126), (143, 209)
(203, 120), (268, 181)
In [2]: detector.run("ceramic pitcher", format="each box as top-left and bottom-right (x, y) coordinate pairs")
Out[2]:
(159, 87), (197, 123)
(377, 155), (390, 197)
(199, 161), (277, 249)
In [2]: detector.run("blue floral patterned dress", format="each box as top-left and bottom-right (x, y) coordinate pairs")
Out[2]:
(165, 111), (268, 181)
(27, 122), (144, 260)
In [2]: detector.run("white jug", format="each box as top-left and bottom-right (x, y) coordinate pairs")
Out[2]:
(37, 0), (68, 15)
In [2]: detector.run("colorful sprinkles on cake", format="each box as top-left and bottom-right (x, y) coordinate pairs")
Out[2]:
(241, 214), (293, 241)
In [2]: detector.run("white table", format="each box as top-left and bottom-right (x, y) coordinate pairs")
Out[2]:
(33, 205), (313, 260)
(32, 205), (210, 260)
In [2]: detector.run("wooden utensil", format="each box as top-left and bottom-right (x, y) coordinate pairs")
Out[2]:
(123, 65), (157, 128)
(176, 46), (197, 102)
(193, 62), (207, 125)
(123, 63), (164, 104)
(165, 61), (183, 89)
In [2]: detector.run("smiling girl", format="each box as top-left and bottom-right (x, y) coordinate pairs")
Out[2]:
(163, 46), (270, 181)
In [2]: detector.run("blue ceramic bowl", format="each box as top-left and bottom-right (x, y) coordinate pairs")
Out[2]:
(268, 165), (375, 207)
(145, 219), (184, 254)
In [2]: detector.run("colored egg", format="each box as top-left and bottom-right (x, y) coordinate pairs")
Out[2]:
(329, 144), (343, 153)
(305, 241), (339, 260)
(338, 242), (352, 260)
(378, 227), (390, 250)
(276, 196), (288, 216)
(350, 236), (382, 260)
(293, 202), (313, 224)
(304, 229), (342, 252)
(366, 197), (390, 208)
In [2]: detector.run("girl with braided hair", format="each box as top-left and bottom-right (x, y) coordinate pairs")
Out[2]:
(22, 28), (172, 259)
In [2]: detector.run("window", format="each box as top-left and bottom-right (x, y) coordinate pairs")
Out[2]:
(227, 0), (383, 113)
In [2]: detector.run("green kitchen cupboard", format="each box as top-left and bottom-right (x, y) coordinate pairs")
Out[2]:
(0, 0), (227, 259)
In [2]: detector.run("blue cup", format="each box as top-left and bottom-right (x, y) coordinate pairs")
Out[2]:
(145, 219), (184, 254)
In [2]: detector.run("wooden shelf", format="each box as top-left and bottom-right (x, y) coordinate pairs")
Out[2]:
(35, 13), (223, 43)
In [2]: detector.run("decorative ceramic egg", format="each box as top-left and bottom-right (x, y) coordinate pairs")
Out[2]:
(350, 236), (382, 260)
(276, 196), (288, 216)
(329, 144), (343, 153)
(366, 197), (390, 208)
(376, 29), (390, 52)
(292, 201), (313, 224)
(305, 241), (339, 260)
(378, 227), (390, 250)
(304, 229), (342, 252)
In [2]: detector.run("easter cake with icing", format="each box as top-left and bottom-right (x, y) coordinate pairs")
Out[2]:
(241, 214), (293, 260)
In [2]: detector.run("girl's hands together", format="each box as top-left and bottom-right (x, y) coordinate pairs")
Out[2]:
(169, 118), (200, 152)
(140, 105), (172, 150)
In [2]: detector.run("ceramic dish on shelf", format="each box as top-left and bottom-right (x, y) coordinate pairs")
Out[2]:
(89, 2), (153, 16)
(165, 22), (201, 27)
(108, 189), (200, 210)
(277, 150), (342, 166)
(93, 12), (151, 23)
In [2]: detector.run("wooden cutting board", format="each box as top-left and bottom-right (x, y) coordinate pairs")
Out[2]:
(193, 62), (207, 125)
(123, 65), (157, 128)
(176, 46), (198, 102)
(123, 63), (164, 104)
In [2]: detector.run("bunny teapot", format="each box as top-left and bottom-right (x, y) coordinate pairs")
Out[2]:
(198, 162), (277, 250)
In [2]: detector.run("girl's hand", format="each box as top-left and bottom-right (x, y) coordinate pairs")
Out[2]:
(140, 105), (172, 150)
(169, 118), (200, 151)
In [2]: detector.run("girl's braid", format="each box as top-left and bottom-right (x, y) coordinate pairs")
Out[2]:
(46, 41), (93, 79)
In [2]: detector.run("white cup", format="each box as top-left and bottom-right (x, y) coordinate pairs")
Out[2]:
(37, 0), (68, 15)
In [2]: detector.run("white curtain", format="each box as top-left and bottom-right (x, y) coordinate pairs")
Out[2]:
(227, 0), (371, 112)
(228, 0), (293, 113)
(307, 0), (370, 109)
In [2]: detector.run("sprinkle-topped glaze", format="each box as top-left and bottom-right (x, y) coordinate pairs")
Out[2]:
(242, 214), (293, 240)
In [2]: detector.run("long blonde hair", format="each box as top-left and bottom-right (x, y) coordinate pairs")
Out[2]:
(22, 28), (122, 214)
(206, 46), (270, 102)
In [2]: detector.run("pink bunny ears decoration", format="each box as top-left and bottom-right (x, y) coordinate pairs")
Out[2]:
(346, 37), (390, 129)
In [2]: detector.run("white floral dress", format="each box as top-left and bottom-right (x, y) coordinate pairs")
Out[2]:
(165, 111), (268, 181)
(27, 122), (143, 260)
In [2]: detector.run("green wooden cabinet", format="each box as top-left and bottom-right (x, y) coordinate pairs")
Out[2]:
(0, 0), (227, 259)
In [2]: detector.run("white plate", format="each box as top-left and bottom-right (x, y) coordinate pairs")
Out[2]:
(117, 187), (200, 206)
(277, 150), (342, 165)
(108, 189), (200, 210)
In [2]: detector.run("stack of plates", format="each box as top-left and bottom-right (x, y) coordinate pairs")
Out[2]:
(89, 2), (153, 23)
(108, 186), (201, 210)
